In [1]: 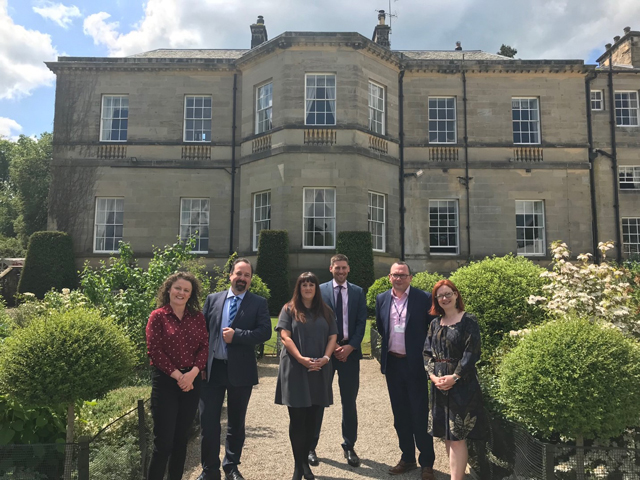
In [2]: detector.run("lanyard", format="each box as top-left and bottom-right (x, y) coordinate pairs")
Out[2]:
(392, 297), (408, 324)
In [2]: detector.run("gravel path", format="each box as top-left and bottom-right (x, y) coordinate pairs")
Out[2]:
(183, 357), (466, 480)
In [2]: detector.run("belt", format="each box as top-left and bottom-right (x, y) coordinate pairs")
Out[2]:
(388, 351), (406, 358)
(435, 358), (458, 363)
(337, 339), (349, 346)
(178, 367), (194, 373)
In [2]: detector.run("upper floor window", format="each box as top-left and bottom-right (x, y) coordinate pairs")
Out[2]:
(429, 199), (459, 254)
(368, 192), (386, 252)
(180, 198), (209, 253)
(305, 74), (336, 126)
(619, 166), (640, 190)
(429, 97), (457, 144)
(256, 83), (273, 134)
(253, 191), (271, 251)
(516, 200), (545, 256)
(369, 82), (385, 135)
(615, 91), (639, 127)
(622, 218), (640, 255)
(94, 197), (123, 253)
(184, 96), (212, 142)
(100, 95), (128, 142)
(591, 90), (604, 111)
(512, 98), (540, 144)
(303, 187), (335, 248)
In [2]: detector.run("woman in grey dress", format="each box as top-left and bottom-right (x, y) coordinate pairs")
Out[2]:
(275, 272), (338, 480)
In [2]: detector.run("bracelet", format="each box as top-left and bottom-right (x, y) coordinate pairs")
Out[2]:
(323, 355), (330, 362)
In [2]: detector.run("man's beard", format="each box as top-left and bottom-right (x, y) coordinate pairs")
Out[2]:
(234, 280), (247, 292)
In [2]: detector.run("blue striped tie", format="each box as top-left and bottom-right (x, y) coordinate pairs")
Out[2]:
(228, 296), (238, 326)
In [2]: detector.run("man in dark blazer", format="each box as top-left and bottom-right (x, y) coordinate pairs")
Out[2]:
(375, 261), (436, 480)
(198, 258), (271, 480)
(309, 254), (367, 468)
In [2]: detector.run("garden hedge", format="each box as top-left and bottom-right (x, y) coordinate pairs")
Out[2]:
(17, 231), (77, 298)
(336, 231), (375, 293)
(256, 230), (290, 315)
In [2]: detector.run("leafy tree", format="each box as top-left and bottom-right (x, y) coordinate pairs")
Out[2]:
(336, 231), (376, 293)
(0, 234), (24, 257)
(497, 44), (517, 58)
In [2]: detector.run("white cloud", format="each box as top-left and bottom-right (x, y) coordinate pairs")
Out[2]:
(0, 117), (23, 139)
(33, 2), (82, 29)
(0, 0), (57, 100)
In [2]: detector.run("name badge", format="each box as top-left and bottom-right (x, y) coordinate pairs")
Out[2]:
(394, 324), (405, 334)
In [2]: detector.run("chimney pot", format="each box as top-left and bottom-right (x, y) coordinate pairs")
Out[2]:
(257, 15), (264, 25)
(372, 10), (391, 48)
(614, 35), (621, 42)
(624, 26), (631, 34)
(378, 10), (386, 25)
(605, 43), (612, 50)
(455, 41), (462, 51)
(250, 16), (268, 48)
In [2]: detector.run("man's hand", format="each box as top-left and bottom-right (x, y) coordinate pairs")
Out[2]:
(333, 344), (354, 362)
(222, 327), (235, 343)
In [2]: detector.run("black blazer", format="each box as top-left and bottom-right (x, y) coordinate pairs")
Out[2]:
(375, 287), (435, 377)
(320, 280), (368, 359)
(203, 290), (271, 386)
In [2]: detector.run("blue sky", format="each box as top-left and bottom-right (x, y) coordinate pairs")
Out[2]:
(0, 0), (635, 140)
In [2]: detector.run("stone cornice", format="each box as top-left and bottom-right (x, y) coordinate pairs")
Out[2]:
(402, 59), (592, 74)
(46, 57), (240, 74)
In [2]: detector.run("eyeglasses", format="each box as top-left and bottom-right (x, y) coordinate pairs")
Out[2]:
(389, 274), (410, 279)
(435, 292), (455, 300)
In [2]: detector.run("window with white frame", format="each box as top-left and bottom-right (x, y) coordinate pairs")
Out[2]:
(368, 192), (385, 252)
(429, 97), (457, 143)
(253, 191), (271, 251)
(369, 82), (385, 135)
(622, 218), (640, 255)
(615, 91), (639, 127)
(305, 74), (336, 126)
(619, 166), (640, 189)
(516, 200), (545, 256)
(184, 96), (212, 142)
(180, 198), (209, 253)
(429, 200), (459, 254)
(512, 98), (541, 144)
(100, 96), (128, 142)
(591, 90), (604, 111)
(303, 188), (335, 248)
(94, 198), (123, 253)
(256, 83), (273, 134)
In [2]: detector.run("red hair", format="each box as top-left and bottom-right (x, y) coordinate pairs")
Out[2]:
(430, 279), (465, 316)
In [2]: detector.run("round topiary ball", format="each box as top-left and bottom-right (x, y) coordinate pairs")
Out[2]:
(498, 317), (640, 441)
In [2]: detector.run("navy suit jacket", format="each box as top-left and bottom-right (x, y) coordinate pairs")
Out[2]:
(320, 280), (368, 360)
(375, 287), (435, 377)
(203, 290), (271, 386)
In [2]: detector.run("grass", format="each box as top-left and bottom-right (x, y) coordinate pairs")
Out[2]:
(263, 317), (372, 356)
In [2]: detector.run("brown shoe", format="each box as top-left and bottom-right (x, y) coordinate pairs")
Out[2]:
(421, 467), (436, 480)
(388, 460), (418, 475)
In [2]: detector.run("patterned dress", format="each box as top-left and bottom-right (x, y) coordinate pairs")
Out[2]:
(424, 312), (484, 440)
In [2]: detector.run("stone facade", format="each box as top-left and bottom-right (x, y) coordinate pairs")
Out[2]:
(46, 20), (640, 281)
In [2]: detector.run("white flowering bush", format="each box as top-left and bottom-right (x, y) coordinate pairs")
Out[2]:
(528, 241), (639, 337)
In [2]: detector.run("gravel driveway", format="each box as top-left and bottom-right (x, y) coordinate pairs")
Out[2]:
(183, 357), (465, 480)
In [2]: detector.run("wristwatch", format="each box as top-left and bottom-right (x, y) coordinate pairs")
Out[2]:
(453, 374), (461, 383)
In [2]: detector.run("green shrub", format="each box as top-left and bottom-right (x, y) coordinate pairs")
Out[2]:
(0, 394), (66, 445)
(256, 230), (289, 315)
(336, 231), (375, 293)
(411, 271), (446, 294)
(498, 317), (640, 444)
(89, 434), (143, 480)
(449, 254), (547, 358)
(0, 299), (13, 340)
(17, 231), (76, 299)
(0, 235), (24, 258)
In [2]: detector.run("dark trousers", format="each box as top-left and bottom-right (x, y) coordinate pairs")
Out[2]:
(288, 406), (321, 469)
(199, 359), (253, 477)
(148, 367), (201, 480)
(385, 354), (435, 468)
(312, 354), (360, 450)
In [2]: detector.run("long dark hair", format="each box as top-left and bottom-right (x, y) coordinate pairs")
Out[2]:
(156, 271), (202, 313)
(286, 272), (334, 324)
(430, 279), (465, 316)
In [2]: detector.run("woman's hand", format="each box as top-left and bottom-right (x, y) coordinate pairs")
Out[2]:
(177, 367), (199, 392)
(298, 356), (317, 370)
(433, 374), (457, 391)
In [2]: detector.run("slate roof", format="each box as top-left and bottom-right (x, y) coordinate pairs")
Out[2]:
(398, 50), (510, 60)
(127, 49), (249, 59)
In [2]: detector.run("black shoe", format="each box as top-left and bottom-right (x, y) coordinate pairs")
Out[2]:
(302, 462), (315, 480)
(307, 450), (319, 467)
(198, 472), (222, 480)
(225, 469), (245, 480)
(344, 447), (361, 467)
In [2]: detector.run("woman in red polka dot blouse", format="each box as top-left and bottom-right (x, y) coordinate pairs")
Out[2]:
(146, 271), (209, 480)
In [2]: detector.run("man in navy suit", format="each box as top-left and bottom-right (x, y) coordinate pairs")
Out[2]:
(309, 254), (367, 468)
(375, 262), (436, 480)
(198, 259), (271, 480)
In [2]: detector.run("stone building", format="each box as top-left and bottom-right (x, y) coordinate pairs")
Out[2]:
(45, 15), (640, 279)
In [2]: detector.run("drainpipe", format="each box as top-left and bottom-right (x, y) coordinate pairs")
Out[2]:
(229, 73), (238, 256)
(461, 57), (471, 259)
(399, 69), (406, 260)
(585, 72), (600, 263)
(606, 55), (622, 263)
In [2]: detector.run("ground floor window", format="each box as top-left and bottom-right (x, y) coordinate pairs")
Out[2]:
(516, 200), (545, 256)
(253, 191), (271, 251)
(622, 218), (640, 255)
(180, 198), (209, 253)
(303, 188), (335, 248)
(429, 199), (459, 254)
(94, 197), (123, 253)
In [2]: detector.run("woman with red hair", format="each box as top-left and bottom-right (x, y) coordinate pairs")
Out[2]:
(424, 279), (484, 480)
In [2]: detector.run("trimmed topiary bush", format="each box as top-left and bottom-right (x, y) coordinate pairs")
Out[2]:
(17, 231), (77, 299)
(256, 230), (289, 315)
(411, 271), (445, 294)
(449, 254), (547, 359)
(336, 231), (375, 293)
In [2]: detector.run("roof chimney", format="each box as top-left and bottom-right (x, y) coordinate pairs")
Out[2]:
(624, 26), (631, 34)
(455, 41), (462, 51)
(614, 35), (621, 42)
(372, 10), (391, 48)
(250, 16), (268, 49)
(605, 43), (612, 50)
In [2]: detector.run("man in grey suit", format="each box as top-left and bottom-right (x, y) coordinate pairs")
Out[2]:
(309, 253), (367, 468)
(198, 259), (272, 480)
